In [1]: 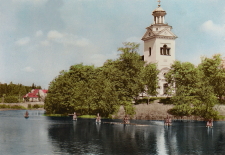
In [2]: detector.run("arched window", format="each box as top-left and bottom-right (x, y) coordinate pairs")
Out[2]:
(160, 44), (171, 56)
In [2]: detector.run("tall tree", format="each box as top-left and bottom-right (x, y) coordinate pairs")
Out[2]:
(142, 63), (159, 104)
(166, 61), (200, 117)
(45, 42), (146, 116)
(166, 60), (222, 119)
(198, 54), (225, 102)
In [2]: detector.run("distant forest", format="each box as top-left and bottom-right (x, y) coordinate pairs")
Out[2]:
(0, 82), (42, 103)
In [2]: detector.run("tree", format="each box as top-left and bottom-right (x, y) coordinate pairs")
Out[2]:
(166, 60), (222, 119)
(166, 61), (200, 118)
(142, 63), (159, 104)
(198, 54), (225, 102)
(112, 42), (145, 115)
(45, 42), (146, 116)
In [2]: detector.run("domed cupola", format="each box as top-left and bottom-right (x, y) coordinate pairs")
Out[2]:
(152, 0), (166, 24)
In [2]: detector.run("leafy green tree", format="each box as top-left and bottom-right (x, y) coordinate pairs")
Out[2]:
(166, 61), (200, 117)
(198, 54), (225, 102)
(45, 42), (146, 116)
(166, 60), (222, 119)
(90, 66), (121, 116)
(193, 81), (219, 119)
(142, 63), (159, 104)
(109, 42), (145, 115)
(116, 42), (145, 100)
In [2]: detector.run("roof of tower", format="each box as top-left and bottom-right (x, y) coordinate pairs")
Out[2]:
(152, 6), (166, 17)
(153, 7), (165, 12)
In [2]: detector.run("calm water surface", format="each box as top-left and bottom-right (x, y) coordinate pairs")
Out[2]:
(0, 110), (225, 155)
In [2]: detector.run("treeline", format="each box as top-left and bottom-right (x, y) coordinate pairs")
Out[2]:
(0, 82), (42, 103)
(44, 43), (158, 116)
(166, 54), (225, 120)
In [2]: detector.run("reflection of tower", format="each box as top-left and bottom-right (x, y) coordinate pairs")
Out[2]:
(142, 0), (177, 96)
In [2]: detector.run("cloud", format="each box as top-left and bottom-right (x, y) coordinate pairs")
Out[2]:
(35, 30), (43, 37)
(22, 66), (35, 72)
(15, 37), (30, 46)
(75, 38), (89, 47)
(47, 30), (90, 47)
(200, 20), (225, 36)
(47, 30), (63, 40)
(40, 40), (49, 46)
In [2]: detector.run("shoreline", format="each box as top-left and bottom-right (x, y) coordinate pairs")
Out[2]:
(0, 108), (45, 111)
(113, 101), (225, 121)
(1, 101), (225, 121)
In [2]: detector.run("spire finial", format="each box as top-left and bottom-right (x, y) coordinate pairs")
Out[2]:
(158, 0), (161, 7)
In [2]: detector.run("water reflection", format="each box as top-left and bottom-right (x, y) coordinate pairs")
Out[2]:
(1, 111), (225, 154)
(47, 119), (225, 155)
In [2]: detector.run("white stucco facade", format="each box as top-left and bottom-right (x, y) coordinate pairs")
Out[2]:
(142, 3), (177, 96)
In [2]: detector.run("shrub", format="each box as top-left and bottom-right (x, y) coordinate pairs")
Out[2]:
(33, 104), (44, 109)
(158, 97), (172, 104)
(10, 105), (26, 109)
(135, 97), (160, 105)
(0, 104), (10, 108)
(27, 104), (32, 109)
(4, 96), (19, 103)
(219, 99), (225, 105)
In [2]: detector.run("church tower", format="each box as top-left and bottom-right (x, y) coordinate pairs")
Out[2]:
(142, 1), (177, 96)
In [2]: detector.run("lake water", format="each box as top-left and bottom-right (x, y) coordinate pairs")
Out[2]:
(0, 110), (225, 155)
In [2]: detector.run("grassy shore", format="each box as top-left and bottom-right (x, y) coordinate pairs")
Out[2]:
(0, 102), (44, 110)
(113, 100), (225, 121)
(1, 100), (225, 120)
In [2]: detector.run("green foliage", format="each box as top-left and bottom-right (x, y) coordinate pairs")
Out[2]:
(32, 104), (44, 109)
(198, 54), (225, 101)
(45, 42), (158, 117)
(78, 115), (96, 118)
(142, 63), (159, 104)
(44, 113), (68, 117)
(0, 104), (26, 109)
(142, 63), (159, 96)
(166, 55), (225, 119)
(10, 105), (26, 109)
(219, 99), (225, 105)
(4, 96), (19, 103)
(158, 97), (172, 104)
(28, 104), (32, 109)
(0, 82), (41, 103)
(0, 104), (9, 108)
(135, 97), (161, 104)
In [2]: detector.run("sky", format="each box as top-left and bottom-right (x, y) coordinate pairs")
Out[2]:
(0, 0), (224, 89)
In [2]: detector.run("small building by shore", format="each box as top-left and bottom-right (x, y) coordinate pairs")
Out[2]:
(23, 89), (48, 102)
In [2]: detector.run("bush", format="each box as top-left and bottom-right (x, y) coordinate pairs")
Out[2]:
(0, 104), (10, 108)
(0, 104), (26, 109)
(32, 104), (44, 109)
(4, 96), (19, 103)
(135, 97), (160, 105)
(158, 97), (172, 104)
(27, 104), (32, 109)
(219, 99), (225, 105)
(10, 105), (26, 109)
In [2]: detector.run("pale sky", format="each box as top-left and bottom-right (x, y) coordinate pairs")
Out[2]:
(0, 0), (224, 88)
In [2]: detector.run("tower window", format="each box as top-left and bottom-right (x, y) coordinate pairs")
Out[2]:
(160, 44), (171, 56)
(149, 47), (151, 56)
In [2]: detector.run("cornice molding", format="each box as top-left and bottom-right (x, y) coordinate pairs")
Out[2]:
(142, 35), (177, 41)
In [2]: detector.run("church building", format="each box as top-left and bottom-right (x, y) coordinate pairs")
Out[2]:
(142, 1), (177, 96)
